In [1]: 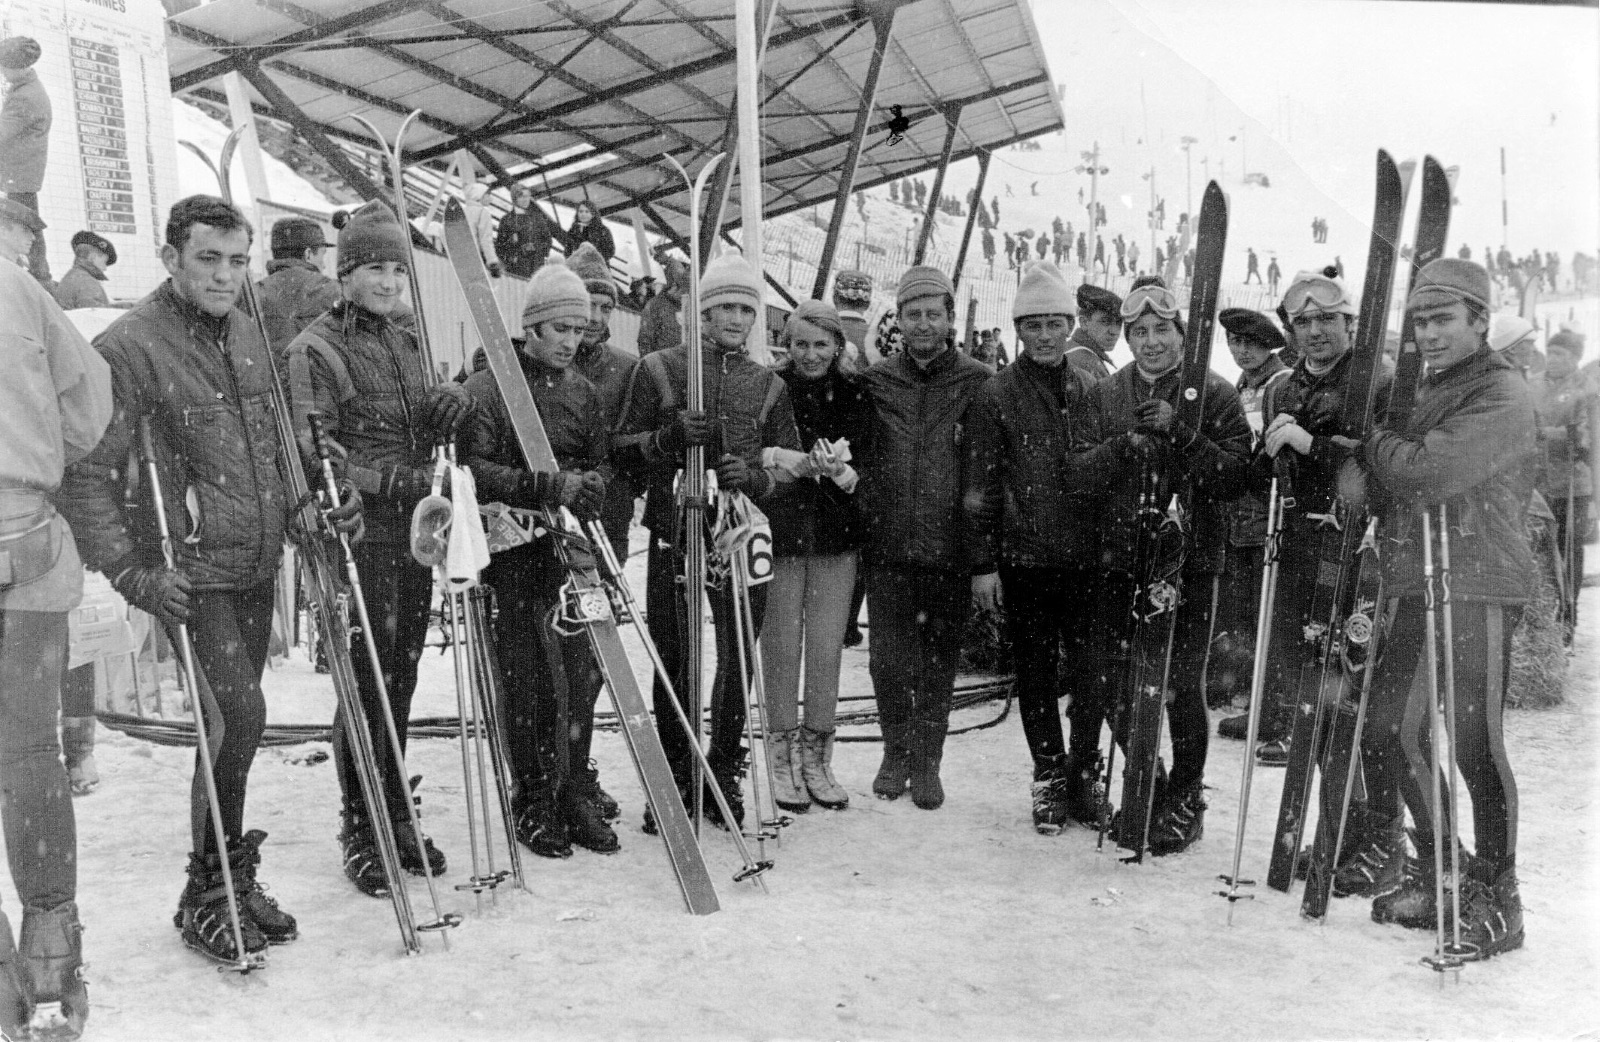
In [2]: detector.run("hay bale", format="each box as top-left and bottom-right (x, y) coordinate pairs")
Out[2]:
(1508, 520), (1569, 709)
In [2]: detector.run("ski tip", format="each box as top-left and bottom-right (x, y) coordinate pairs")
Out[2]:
(444, 196), (465, 221)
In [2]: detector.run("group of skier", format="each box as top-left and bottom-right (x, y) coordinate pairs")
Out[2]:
(1, 147), (1567, 1035)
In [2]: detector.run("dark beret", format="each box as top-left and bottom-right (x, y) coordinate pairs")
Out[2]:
(1219, 307), (1285, 351)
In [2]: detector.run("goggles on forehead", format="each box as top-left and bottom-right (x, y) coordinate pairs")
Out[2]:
(1282, 273), (1356, 318)
(1120, 284), (1181, 322)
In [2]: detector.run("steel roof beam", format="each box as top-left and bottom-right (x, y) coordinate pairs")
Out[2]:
(951, 149), (989, 290)
(914, 104), (961, 264)
(233, 58), (386, 202)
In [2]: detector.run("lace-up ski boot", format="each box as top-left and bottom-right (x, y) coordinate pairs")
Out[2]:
(1064, 750), (1113, 829)
(1371, 830), (1469, 930)
(1332, 813), (1407, 898)
(563, 774), (620, 854)
(20, 901), (88, 1039)
(799, 726), (849, 809)
(176, 851), (267, 966)
(515, 784), (572, 859)
(339, 807), (391, 898)
(1457, 866), (1524, 960)
(232, 830), (298, 944)
(1147, 779), (1207, 856)
(577, 760), (620, 822)
(1030, 755), (1075, 835)
(1, 910), (31, 1040)
(768, 727), (811, 813)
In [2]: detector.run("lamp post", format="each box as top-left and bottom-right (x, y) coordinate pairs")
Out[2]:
(1180, 135), (1199, 224)
(1076, 141), (1109, 259)
(1142, 166), (1157, 276)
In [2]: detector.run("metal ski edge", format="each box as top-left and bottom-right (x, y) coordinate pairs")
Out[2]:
(442, 200), (719, 914)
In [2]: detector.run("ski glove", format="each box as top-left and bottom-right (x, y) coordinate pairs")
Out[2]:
(653, 410), (716, 457)
(515, 470), (601, 514)
(326, 482), (366, 543)
(1264, 417), (1313, 458)
(1131, 398), (1174, 435)
(419, 384), (473, 441)
(111, 562), (192, 627)
(571, 471), (606, 520)
(715, 454), (768, 496)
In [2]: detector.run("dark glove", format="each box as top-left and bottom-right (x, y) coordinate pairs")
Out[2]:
(112, 562), (192, 627)
(326, 482), (366, 543)
(1132, 399), (1174, 435)
(654, 409), (715, 457)
(419, 384), (473, 440)
(488, 262), (503, 278)
(715, 454), (758, 494)
(571, 471), (606, 519)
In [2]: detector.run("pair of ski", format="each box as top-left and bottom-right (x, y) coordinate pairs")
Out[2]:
(1219, 153), (1453, 922)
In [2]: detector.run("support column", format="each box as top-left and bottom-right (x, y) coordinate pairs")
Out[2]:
(951, 150), (990, 291)
(914, 104), (961, 266)
(811, 5), (895, 300)
(699, 0), (780, 266)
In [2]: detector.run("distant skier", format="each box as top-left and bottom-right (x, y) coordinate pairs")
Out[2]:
(1245, 247), (1262, 284)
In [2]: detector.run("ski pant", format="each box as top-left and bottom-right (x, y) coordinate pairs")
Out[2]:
(759, 552), (857, 734)
(1549, 495), (1588, 630)
(485, 547), (575, 799)
(1100, 570), (1213, 792)
(1360, 598), (1520, 878)
(866, 563), (968, 760)
(1260, 544), (1325, 742)
(178, 582), (275, 860)
(0, 610), (75, 911)
(61, 663), (95, 717)
(333, 542), (434, 823)
(998, 565), (1102, 770)
(645, 533), (767, 773)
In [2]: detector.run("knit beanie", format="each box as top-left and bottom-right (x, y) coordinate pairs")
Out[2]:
(784, 299), (845, 347)
(0, 37), (41, 70)
(1012, 262), (1076, 319)
(1547, 329), (1585, 360)
(565, 241), (616, 302)
(1408, 258), (1491, 313)
(895, 265), (954, 310)
(337, 200), (409, 275)
(700, 251), (763, 312)
(521, 262), (591, 328)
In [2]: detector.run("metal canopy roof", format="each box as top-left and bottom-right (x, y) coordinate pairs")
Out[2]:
(165, 0), (1063, 241)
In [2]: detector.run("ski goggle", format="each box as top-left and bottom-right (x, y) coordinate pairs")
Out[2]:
(1120, 284), (1181, 322)
(1282, 272), (1357, 317)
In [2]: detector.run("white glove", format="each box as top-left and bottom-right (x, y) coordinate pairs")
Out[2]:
(761, 446), (817, 479)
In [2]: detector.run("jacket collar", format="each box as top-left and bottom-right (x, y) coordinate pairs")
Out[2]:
(266, 258), (322, 276)
(899, 343), (957, 380)
(1069, 327), (1111, 363)
(157, 279), (232, 341)
(1237, 353), (1288, 391)
(71, 257), (108, 282)
(1425, 345), (1501, 386)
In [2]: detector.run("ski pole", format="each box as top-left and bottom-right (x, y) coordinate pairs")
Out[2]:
(585, 518), (770, 887)
(443, 589), (491, 909)
(728, 523), (790, 845)
(1416, 509), (1462, 979)
(137, 416), (261, 974)
(464, 586), (527, 892)
(1219, 475), (1282, 918)
(307, 412), (463, 942)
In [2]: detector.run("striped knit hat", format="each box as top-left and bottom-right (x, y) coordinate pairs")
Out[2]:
(565, 241), (615, 302)
(521, 262), (591, 328)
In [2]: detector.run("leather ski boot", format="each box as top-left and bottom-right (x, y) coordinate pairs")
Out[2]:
(176, 851), (267, 966)
(396, 776), (447, 877)
(1, 910), (30, 1041)
(768, 727), (811, 812)
(1030, 754), (1074, 836)
(339, 806), (391, 899)
(909, 721), (947, 811)
(563, 775), (620, 854)
(1147, 779), (1206, 856)
(577, 760), (620, 822)
(1458, 866), (1524, 960)
(232, 830), (298, 944)
(799, 726), (849, 809)
(1332, 813), (1407, 898)
(1064, 750), (1113, 829)
(20, 901), (88, 1040)
(1371, 830), (1468, 930)
(515, 784), (572, 859)
(705, 747), (748, 830)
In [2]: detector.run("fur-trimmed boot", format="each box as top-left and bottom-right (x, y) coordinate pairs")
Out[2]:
(799, 726), (850, 809)
(20, 901), (88, 1040)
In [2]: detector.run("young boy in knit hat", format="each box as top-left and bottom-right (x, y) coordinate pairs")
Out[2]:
(283, 199), (473, 894)
(462, 262), (612, 857)
(1355, 258), (1536, 957)
(857, 264), (991, 810)
(965, 262), (1123, 831)
(615, 250), (801, 829)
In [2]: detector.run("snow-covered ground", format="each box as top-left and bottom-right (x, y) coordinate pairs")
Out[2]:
(9, 514), (1598, 1042)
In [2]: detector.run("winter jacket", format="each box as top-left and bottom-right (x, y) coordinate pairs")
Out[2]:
(462, 187), (498, 270)
(52, 260), (109, 311)
(765, 363), (874, 558)
(1225, 355), (1291, 547)
(1364, 346), (1538, 603)
(494, 208), (555, 278)
(60, 280), (292, 592)
(283, 300), (436, 546)
(575, 337), (640, 543)
(256, 259), (340, 355)
(558, 218), (616, 263)
(614, 341), (800, 535)
(1528, 368), (1595, 501)
(0, 68), (50, 193)
(1089, 362), (1253, 576)
(637, 287), (682, 356)
(858, 346), (992, 573)
(1065, 327), (1114, 382)
(963, 354), (1126, 572)
(462, 350), (610, 582)
(0, 261), (113, 613)
(1262, 350), (1394, 529)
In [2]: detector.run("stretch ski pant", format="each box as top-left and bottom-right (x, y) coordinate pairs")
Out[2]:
(0, 610), (75, 910)
(1100, 571), (1213, 792)
(485, 548), (573, 798)
(333, 542), (435, 824)
(866, 563), (968, 760)
(645, 534), (767, 772)
(179, 582), (275, 860)
(998, 565), (1103, 769)
(759, 552), (857, 734)
(1260, 543), (1325, 742)
(1360, 599), (1520, 878)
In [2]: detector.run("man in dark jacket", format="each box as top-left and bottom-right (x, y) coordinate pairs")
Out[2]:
(494, 185), (555, 278)
(60, 196), (362, 964)
(257, 217), (340, 354)
(1088, 277), (1252, 855)
(0, 37), (52, 281)
(615, 251), (799, 828)
(463, 263), (611, 857)
(965, 263), (1123, 833)
(53, 231), (116, 310)
(1529, 329), (1593, 634)
(638, 259), (685, 356)
(283, 201), (471, 895)
(1067, 283), (1121, 381)
(1360, 259), (1535, 960)
(859, 265), (991, 811)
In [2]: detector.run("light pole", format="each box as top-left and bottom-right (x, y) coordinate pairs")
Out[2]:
(1142, 166), (1157, 277)
(1180, 136), (1199, 224)
(1076, 141), (1109, 270)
